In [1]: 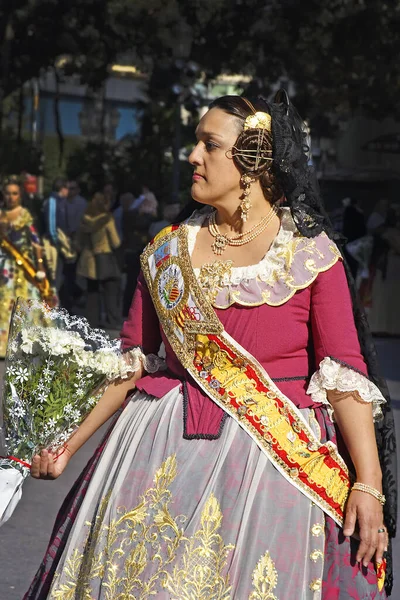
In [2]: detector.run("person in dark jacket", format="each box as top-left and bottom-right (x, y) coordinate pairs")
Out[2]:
(42, 177), (69, 290)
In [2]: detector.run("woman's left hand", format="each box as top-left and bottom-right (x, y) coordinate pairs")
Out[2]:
(343, 489), (387, 566)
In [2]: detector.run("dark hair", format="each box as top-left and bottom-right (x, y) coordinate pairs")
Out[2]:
(52, 177), (68, 193)
(86, 192), (111, 216)
(3, 175), (22, 194)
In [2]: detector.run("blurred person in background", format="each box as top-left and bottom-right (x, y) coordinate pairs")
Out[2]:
(58, 181), (87, 312)
(76, 192), (121, 329)
(136, 183), (159, 218)
(20, 172), (43, 232)
(103, 181), (117, 210)
(121, 193), (156, 317)
(42, 177), (69, 290)
(368, 205), (400, 336)
(358, 198), (392, 313)
(113, 191), (135, 240)
(0, 177), (56, 357)
(367, 197), (389, 233)
(148, 202), (181, 238)
(66, 180), (87, 236)
(342, 197), (367, 279)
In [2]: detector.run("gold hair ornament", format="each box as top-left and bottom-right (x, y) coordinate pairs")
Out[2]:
(243, 111), (272, 132)
(232, 99), (274, 222)
(231, 102), (273, 174)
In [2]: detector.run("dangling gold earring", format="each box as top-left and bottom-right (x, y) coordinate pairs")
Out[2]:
(239, 173), (254, 222)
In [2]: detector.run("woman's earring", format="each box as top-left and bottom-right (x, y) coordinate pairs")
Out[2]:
(239, 173), (254, 222)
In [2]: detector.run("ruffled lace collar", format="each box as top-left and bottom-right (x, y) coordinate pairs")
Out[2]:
(186, 207), (341, 308)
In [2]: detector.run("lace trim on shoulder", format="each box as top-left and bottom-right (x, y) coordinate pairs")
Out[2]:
(306, 357), (385, 422)
(121, 347), (167, 377)
(188, 207), (341, 307)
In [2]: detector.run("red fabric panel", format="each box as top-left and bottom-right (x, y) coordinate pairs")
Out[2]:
(310, 260), (368, 375)
(119, 271), (162, 356)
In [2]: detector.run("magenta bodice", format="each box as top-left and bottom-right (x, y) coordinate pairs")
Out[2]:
(120, 260), (368, 437)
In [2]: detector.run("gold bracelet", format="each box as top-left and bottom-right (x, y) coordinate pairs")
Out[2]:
(352, 482), (386, 506)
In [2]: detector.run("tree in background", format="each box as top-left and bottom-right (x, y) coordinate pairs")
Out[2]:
(2, 0), (400, 117)
(2, 0), (400, 190)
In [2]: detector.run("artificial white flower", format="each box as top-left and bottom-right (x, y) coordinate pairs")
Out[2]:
(20, 329), (34, 354)
(14, 367), (29, 384)
(69, 409), (81, 422)
(42, 367), (55, 379)
(73, 349), (93, 369)
(87, 396), (98, 407)
(63, 403), (74, 416)
(37, 392), (48, 404)
(58, 432), (71, 443)
(10, 405), (26, 418)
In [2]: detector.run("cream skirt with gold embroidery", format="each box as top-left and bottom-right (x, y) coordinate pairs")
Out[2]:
(48, 388), (327, 600)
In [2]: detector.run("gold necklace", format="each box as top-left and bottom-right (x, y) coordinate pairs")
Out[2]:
(208, 205), (277, 255)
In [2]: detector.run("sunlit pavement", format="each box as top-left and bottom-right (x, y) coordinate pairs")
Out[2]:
(0, 337), (398, 599)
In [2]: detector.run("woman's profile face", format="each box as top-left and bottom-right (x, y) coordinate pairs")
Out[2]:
(189, 107), (242, 206)
(4, 184), (21, 210)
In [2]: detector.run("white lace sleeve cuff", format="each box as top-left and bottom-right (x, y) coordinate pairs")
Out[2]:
(120, 347), (167, 378)
(306, 357), (385, 422)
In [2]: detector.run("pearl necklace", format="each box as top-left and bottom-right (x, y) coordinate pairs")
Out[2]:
(208, 205), (277, 255)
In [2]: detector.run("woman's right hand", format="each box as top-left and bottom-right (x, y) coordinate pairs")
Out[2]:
(31, 446), (72, 480)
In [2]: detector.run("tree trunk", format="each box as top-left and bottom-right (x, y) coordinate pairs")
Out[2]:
(53, 69), (64, 167)
(17, 84), (24, 147)
(0, 20), (14, 141)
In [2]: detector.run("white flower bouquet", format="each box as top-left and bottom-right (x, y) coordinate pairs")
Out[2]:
(0, 298), (133, 527)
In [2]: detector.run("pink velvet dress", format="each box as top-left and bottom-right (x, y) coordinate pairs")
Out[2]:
(25, 208), (387, 600)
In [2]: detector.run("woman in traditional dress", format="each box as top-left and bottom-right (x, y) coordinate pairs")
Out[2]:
(0, 178), (56, 358)
(26, 93), (396, 599)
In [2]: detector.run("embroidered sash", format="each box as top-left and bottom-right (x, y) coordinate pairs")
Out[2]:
(141, 224), (351, 526)
(0, 236), (52, 302)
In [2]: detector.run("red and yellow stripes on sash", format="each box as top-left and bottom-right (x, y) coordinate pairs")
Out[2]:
(190, 333), (350, 524)
(151, 224), (180, 245)
(141, 223), (352, 527)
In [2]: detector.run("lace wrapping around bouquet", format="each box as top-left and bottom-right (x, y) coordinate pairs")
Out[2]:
(0, 298), (134, 527)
